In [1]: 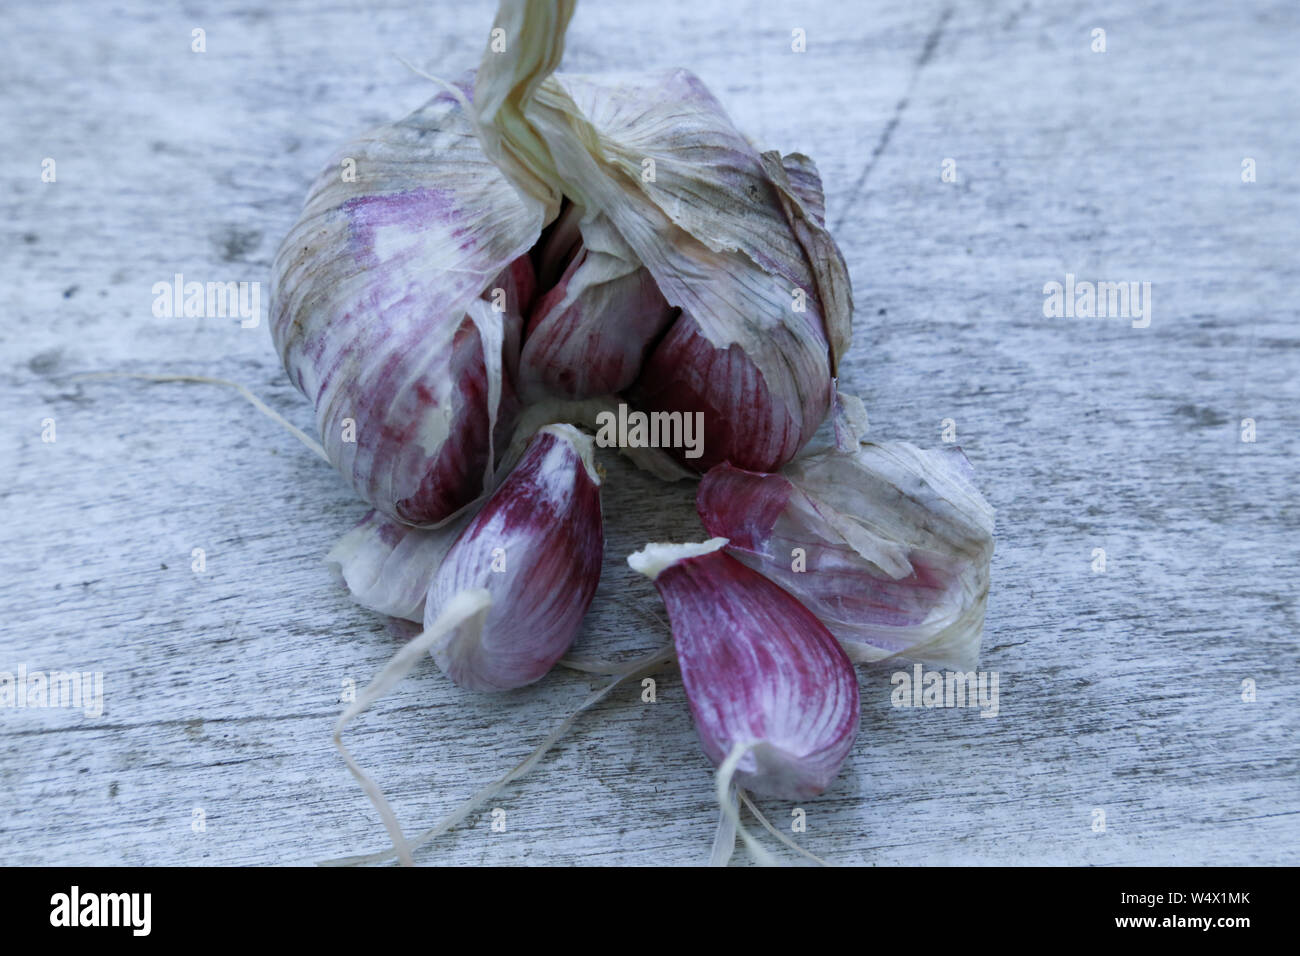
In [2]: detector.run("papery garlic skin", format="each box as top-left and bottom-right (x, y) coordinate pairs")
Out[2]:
(424, 424), (602, 692)
(271, 81), (546, 526)
(696, 443), (996, 671)
(629, 538), (859, 800)
(326, 509), (473, 624)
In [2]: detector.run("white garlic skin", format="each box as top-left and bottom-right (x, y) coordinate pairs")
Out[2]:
(270, 81), (547, 526)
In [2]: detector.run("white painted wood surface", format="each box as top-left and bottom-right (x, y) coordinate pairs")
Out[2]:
(2, 0), (1297, 865)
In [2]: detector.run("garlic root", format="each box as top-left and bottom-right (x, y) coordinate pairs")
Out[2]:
(320, 643), (673, 866)
(70, 373), (329, 463)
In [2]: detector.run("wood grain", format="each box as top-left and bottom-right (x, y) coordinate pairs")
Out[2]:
(2, 0), (1297, 865)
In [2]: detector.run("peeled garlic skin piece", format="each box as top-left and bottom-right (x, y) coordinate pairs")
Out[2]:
(629, 539), (859, 800)
(424, 424), (602, 692)
(326, 508), (474, 624)
(270, 80), (546, 526)
(696, 444), (996, 671)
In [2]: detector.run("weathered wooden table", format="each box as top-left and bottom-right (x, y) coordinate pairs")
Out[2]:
(3, 0), (1296, 865)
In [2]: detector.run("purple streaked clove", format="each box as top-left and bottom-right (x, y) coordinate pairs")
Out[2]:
(696, 442), (996, 670)
(627, 538), (859, 801)
(423, 423), (603, 691)
(519, 207), (677, 401)
(271, 77), (548, 527)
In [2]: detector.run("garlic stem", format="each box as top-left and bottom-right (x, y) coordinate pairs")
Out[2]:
(472, 0), (574, 214)
(626, 537), (729, 581)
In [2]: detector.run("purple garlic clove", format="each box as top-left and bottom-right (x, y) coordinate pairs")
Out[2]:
(627, 307), (830, 472)
(628, 538), (859, 800)
(519, 210), (677, 401)
(271, 80), (547, 527)
(423, 423), (603, 691)
(696, 443), (996, 671)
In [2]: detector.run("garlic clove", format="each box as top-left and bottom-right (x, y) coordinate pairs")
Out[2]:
(627, 307), (826, 472)
(271, 78), (547, 527)
(519, 210), (677, 401)
(621, 148), (854, 473)
(696, 443), (996, 671)
(424, 423), (603, 692)
(497, 254), (535, 387)
(628, 538), (860, 800)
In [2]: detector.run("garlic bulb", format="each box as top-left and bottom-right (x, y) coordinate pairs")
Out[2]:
(628, 538), (860, 800)
(424, 423), (603, 691)
(272, 0), (855, 522)
(271, 0), (1002, 865)
(696, 443), (996, 670)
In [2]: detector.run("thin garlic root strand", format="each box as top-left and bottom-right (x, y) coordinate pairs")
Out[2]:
(320, 644), (674, 866)
(70, 372), (329, 463)
(559, 649), (675, 675)
(710, 770), (830, 867)
(714, 742), (779, 867)
(332, 589), (493, 867)
(708, 797), (737, 866)
(738, 789), (831, 867)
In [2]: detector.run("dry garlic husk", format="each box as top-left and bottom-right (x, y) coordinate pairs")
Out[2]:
(326, 508), (472, 624)
(271, 77), (547, 527)
(697, 443), (996, 670)
(628, 538), (860, 800)
(424, 423), (602, 691)
(478, 2), (854, 471)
